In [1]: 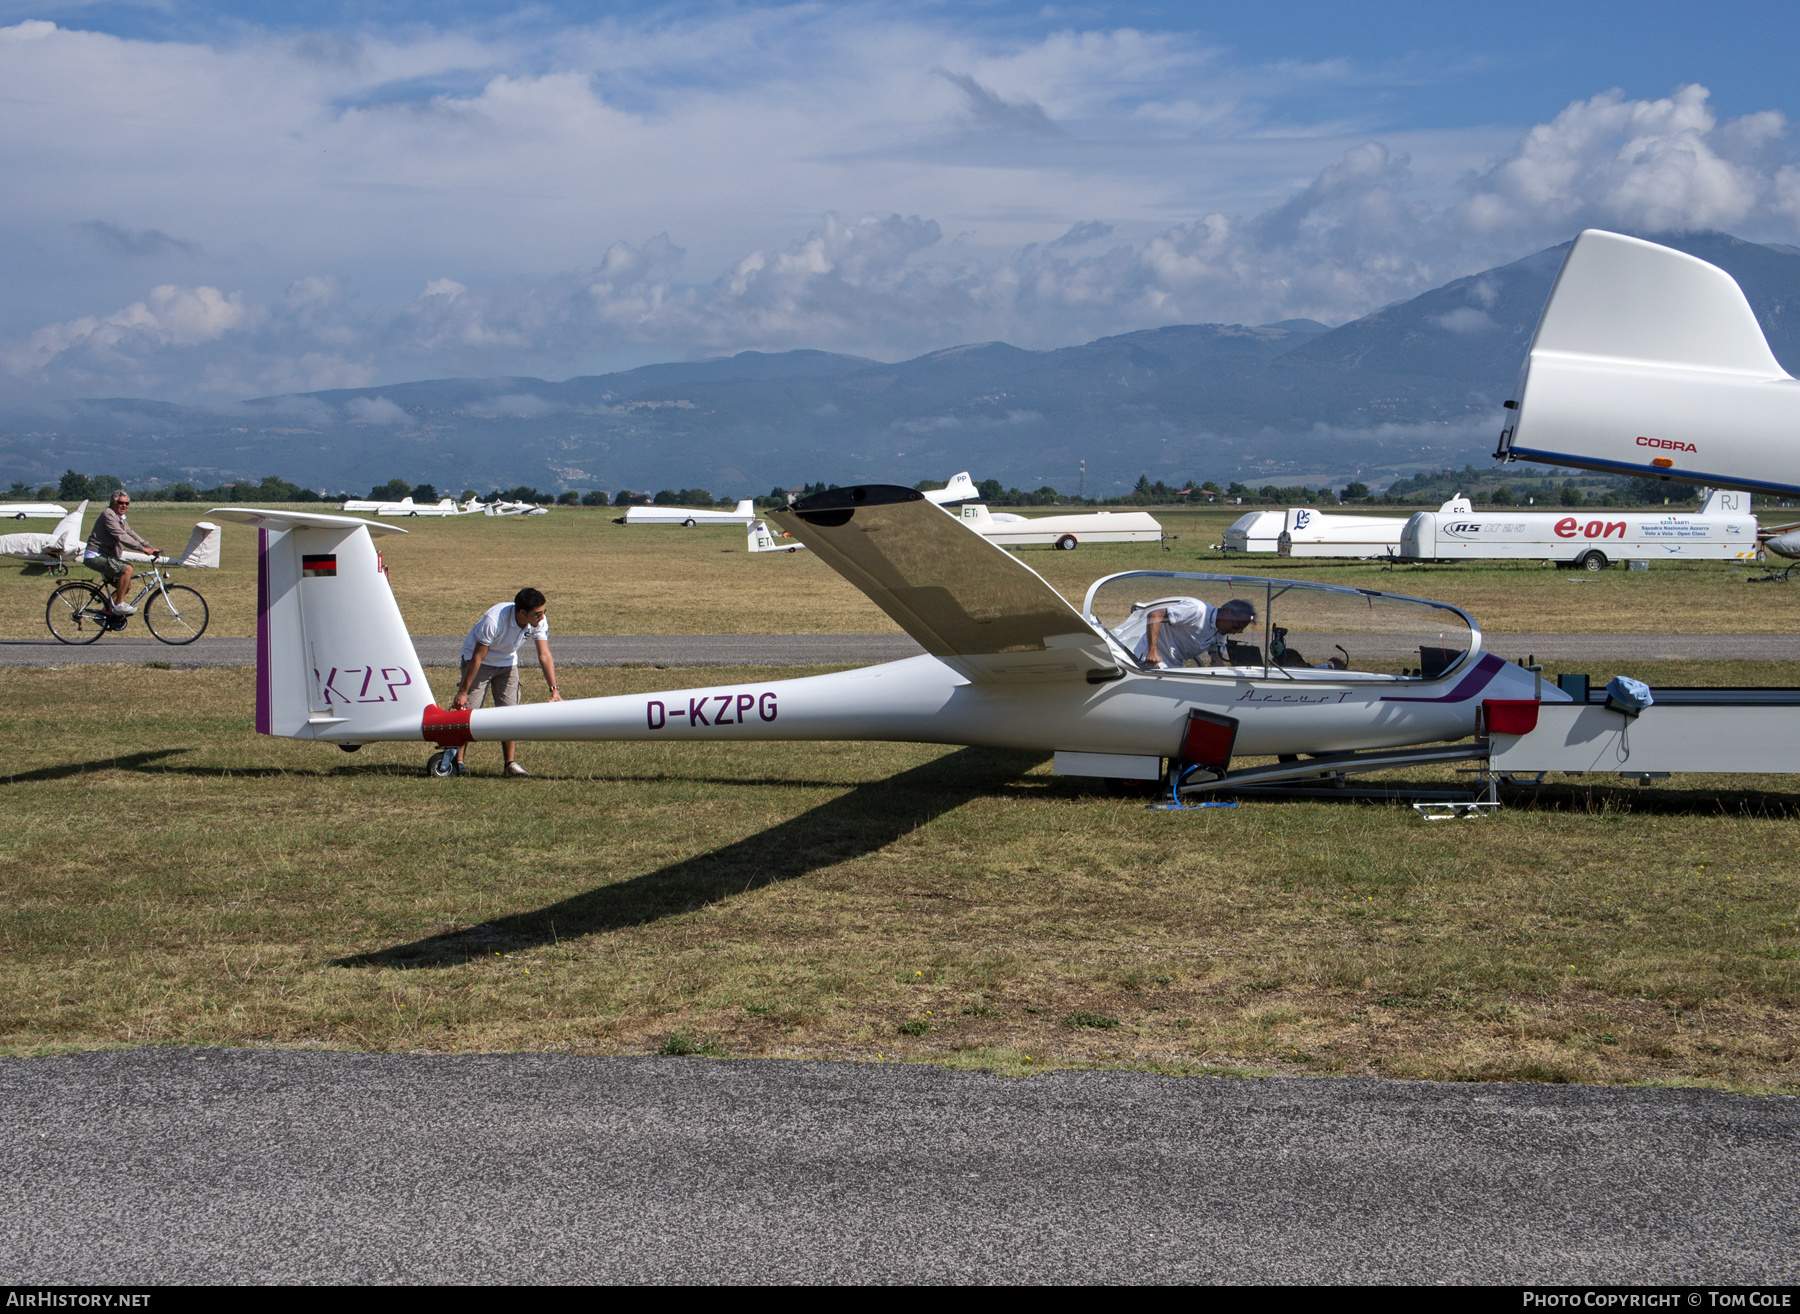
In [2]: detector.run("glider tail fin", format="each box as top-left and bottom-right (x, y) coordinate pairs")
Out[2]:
(1530, 230), (1785, 375)
(212, 509), (432, 742)
(169, 521), (221, 568)
(748, 519), (805, 553)
(1505, 230), (1800, 492)
(50, 500), (87, 555)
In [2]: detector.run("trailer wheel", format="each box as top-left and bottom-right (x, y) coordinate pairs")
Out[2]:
(1578, 550), (1608, 572)
(682, 517), (697, 528)
(1055, 534), (1078, 551)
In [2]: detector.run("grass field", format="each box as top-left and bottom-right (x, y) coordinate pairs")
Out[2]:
(5, 502), (1797, 640)
(4, 661), (1797, 1090)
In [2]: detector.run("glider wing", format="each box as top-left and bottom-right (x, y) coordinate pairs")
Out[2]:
(768, 485), (1119, 683)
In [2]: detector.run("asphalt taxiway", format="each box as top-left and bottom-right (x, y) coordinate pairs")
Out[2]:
(1, 1049), (1793, 1283)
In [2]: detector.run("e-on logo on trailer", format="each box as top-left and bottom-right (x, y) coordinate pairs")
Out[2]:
(1555, 519), (1627, 539)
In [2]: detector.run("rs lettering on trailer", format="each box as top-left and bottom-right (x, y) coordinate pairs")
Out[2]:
(646, 691), (779, 729)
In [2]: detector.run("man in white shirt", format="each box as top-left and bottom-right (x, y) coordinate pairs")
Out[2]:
(451, 587), (562, 776)
(1133, 596), (1257, 668)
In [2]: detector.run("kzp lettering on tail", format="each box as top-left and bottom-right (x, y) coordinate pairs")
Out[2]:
(315, 665), (415, 704)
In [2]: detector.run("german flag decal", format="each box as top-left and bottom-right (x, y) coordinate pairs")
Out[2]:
(302, 554), (337, 578)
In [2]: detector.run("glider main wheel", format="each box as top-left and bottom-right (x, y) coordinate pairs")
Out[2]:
(1104, 775), (1159, 798)
(1579, 550), (1608, 572)
(143, 585), (209, 644)
(426, 748), (460, 778)
(1055, 534), (1078, 550)
(46, 581), (108, 645)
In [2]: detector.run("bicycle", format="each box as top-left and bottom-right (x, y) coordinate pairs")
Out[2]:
(46, 562), (210, 645)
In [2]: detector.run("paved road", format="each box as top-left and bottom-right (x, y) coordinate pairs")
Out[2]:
(2, 631), (1794, 667)
(0, 1049), (1793, 1284)
(0, 633), (926, 668)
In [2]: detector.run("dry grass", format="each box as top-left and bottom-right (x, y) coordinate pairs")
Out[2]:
(4, 661), (1798, 1089)
(5, 503), (1796, 641)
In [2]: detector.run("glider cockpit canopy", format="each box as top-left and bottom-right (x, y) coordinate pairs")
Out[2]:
(1083, 570), (1482, 682)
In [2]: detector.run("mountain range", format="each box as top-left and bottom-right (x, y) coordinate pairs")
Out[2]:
(6, 231), (1799, 498)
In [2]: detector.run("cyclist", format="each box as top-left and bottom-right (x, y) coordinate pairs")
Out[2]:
(82, 491), (157, 614)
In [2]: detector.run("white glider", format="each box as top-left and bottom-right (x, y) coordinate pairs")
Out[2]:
(214, 490), (1556, 794)
(0, 503), (222, 573)
(0, 501), (88, 568)
(0, 503), (69, 520)
(619, 499), (757, 526)
(748, 519), (806, 553)
(950, 502), (1162, 550)
(341, 496), (483, 516)
(1499, 230), (1800, 496)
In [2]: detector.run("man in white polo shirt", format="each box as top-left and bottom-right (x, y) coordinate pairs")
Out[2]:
(451, 587), (562, 776)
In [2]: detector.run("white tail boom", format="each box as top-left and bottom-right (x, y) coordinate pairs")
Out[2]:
(1501, 229), (1800, 495)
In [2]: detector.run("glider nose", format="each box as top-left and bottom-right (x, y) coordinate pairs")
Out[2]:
(1766, 531), (1800, 560)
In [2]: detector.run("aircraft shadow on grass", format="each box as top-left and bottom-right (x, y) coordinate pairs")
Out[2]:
(1, 748), (188, 784)
(338, 745), (1049, 970)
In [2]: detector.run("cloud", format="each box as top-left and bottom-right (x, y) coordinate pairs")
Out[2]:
(1457, 86), (1786, 236)
(937, 69), (1062, 136)
(344, 396), (407, 424)
(0, 0), (1797, 405)
(1432, 307), (1497, 334)
(74, 221), (197, 257)
(1048, 222), (1114, 250)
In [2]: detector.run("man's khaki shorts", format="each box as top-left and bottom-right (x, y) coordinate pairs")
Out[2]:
(464, 661), (521, 708)
(85, 554), (128, 583)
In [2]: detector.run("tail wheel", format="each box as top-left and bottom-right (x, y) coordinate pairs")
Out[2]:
(142, 584), (209, 644)
(46, 581), (108, 644)
(1055, 534), (1078, 550)
(1580, 550), (1608, 572)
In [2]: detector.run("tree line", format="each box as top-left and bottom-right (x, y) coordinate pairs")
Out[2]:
(12, 465), (1772, 514)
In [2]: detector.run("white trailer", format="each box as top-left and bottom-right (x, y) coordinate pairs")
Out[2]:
(1489, 682), (1800, 779)
(1278, 508), (1411, 558)
(950, 503), (1162, 549)
(1221, 510), (1285, 553)
(1400, 489), (1758, 569)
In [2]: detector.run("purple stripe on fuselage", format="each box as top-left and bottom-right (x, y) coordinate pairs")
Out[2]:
(255, 528), (270, 735)
(1379, 651), (1505, 703)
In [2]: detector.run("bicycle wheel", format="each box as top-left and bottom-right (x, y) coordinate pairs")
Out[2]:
(142, 584), (209, 644)
(46, 582), (108, 644)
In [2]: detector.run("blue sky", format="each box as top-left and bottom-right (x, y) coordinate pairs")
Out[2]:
(4, 0), (1799, 401)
